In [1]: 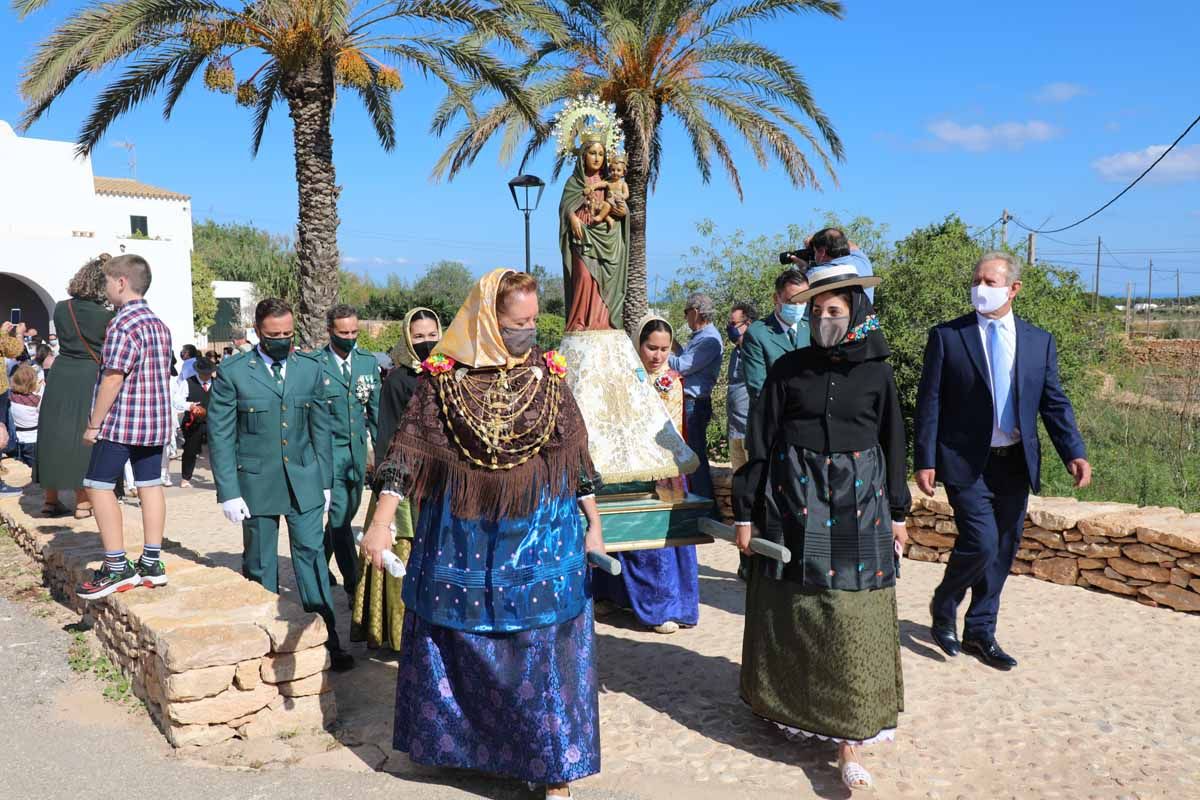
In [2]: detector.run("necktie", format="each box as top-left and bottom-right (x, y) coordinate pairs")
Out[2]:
(342, 361), (351, 385)
(787, 327), (797, 347)
(270, 362), (283, 386)
(988, 321), (1016, 434)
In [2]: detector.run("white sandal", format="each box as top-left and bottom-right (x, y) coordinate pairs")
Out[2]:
(841, 760), (873, 791)
(653, 620), (680, 634)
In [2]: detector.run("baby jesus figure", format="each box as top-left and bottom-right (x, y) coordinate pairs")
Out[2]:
(588, 155), (630, 231)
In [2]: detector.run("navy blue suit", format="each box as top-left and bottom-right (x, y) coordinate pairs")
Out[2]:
(916, 313), (1085, 638)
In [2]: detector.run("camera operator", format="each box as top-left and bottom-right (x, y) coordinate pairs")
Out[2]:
(782, 227), (875, 301)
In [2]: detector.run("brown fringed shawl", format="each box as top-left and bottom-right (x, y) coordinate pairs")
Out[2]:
(378, 346), (596, 521)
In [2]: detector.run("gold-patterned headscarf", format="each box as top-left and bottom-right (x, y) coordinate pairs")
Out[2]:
(398, 306), (442, 370)
(435, 268), (527, 370)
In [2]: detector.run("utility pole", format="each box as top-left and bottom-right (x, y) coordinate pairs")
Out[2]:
(1124, 282), (1132, 337)
(1178, 269), (1183, 316)
(1094, 237), (1101, 312)
(1027, 232), (1036, 266)
(1146, 259), (1153, 335)
(1000, 209), (1010, 249)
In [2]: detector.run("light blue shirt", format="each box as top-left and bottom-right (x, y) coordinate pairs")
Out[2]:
(669, 323), (723, 400)
(825, 248), (875, 302)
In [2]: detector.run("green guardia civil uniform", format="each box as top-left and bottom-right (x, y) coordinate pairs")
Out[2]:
(207, 347), (341, 649)
(741, 313), (811, 406)
(318, 343), (380, 595)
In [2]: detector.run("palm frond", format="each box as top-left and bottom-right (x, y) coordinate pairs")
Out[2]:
(75, 44), (196, 154)
(698, 0), (842, 41)
(19, 0), (230, 129)
(692, 38), (843, 159)
(355, 60), (397, 150)
(250, 59), (282, 156)
(161, 46), (209, 118)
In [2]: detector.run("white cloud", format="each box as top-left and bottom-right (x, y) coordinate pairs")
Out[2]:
(927, 120), (1062, 152)
(1091, 144), (1200, 183)
(1034, 82), (1087, 103)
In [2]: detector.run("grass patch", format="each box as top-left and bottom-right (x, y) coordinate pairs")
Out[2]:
(1040, 350), (1200, 511)
(67, 632), (136, 706)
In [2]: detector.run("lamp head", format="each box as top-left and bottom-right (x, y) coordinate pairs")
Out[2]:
(508, 174), (546, 212)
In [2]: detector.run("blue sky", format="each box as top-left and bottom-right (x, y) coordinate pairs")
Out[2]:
(2, 1), (1198, 297)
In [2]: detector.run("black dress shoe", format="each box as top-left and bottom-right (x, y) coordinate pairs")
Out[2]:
(962, 637), (1018, 670)
(328, 648), (355, 672)
(929, 600), (960, 656)
(930, 624), (961, 657)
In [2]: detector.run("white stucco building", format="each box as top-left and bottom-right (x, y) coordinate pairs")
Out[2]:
(0, 120), (195, 346)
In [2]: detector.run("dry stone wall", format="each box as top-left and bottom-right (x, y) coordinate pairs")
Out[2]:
(2, 495), (337, 748)
(907, 492), (1200, 612)
(714, 467), (1200, 613)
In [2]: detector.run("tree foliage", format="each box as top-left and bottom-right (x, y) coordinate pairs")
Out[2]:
(194, 220), (298, 302)
(190, 250), (218, 333)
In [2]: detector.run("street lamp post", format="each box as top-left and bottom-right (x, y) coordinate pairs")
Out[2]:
(507, 174), (545, 273)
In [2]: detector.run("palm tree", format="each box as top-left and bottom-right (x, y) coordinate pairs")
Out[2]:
(431, 0), (845, 333)
(16, 0), (547, 343)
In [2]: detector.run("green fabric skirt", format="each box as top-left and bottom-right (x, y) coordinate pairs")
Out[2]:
(351, 493), (415, 651)
(740, 569), (903, 744)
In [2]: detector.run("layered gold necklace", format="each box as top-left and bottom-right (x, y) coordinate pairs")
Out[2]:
(434, 365), (562, 469)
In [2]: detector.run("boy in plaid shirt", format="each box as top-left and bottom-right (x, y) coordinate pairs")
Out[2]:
(77, 255), (175, 599)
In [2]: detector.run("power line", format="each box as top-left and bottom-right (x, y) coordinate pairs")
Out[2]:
(1011, 112), (1200, 234)
(1042, 257), (1200, 275)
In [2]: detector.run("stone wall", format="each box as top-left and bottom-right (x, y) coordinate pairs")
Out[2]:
(713, 466), (1200, 613)
(907, 492), (1200, 613)
(2, 485), (336, 748)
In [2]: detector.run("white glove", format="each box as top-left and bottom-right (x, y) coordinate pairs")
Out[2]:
(323, 489), (331, 513)
(222, 497), (251, 524)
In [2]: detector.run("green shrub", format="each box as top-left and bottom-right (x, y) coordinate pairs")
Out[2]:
(537, 314), (565, 352)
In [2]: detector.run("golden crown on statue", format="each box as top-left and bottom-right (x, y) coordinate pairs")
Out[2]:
(552, 94), (625, 159)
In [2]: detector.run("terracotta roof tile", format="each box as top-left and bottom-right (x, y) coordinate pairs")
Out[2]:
(94, 176), (189, 201)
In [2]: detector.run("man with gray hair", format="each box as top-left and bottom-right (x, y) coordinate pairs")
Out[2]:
(669, 292), (723, 499)
(915, 250), (1090, 671)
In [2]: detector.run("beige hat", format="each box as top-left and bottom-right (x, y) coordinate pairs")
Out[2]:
(790, 261), (881, 304)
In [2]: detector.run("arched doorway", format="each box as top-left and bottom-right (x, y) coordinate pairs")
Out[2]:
(0, 272), (55, 337)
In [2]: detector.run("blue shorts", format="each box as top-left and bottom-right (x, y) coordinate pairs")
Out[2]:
(83, 439), (164, 490)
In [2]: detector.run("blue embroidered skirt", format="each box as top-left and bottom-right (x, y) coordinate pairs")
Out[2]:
(393, 603), (600, 784)
(593, 546), (700, 627)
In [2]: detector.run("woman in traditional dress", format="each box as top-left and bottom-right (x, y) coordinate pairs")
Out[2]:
(35, 256), (113, 518)
(360, 270), (604, 798)
(559, 134), (628, 331)
(593, 315), (699, 633)
(733, 264), (909, 792)
(353, 308), (442, 650)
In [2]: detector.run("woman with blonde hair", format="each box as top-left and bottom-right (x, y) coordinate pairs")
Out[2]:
(35, 255), (114, 517)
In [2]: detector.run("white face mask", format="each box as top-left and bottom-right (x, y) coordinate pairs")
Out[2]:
(971, 283), (1010, 314)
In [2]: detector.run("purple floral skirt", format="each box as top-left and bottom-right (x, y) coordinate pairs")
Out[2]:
(393, 603), (600, 784)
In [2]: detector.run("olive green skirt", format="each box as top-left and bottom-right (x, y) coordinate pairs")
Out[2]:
(351, 494), (414, 651)
(740, 569), (903, 744)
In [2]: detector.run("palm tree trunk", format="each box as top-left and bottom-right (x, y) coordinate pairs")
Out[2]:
(282, 57), (340, 347)
(621, 116), (653, 336)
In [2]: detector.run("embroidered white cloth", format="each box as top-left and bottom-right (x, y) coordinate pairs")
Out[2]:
(558, 329), (698, 484)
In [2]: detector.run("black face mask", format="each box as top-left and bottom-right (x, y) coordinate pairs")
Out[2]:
(412, 340), (437, 362)
(501, 326), (536, 357)
(260, 335), (293, 361)
(329, 333), (357, 354)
